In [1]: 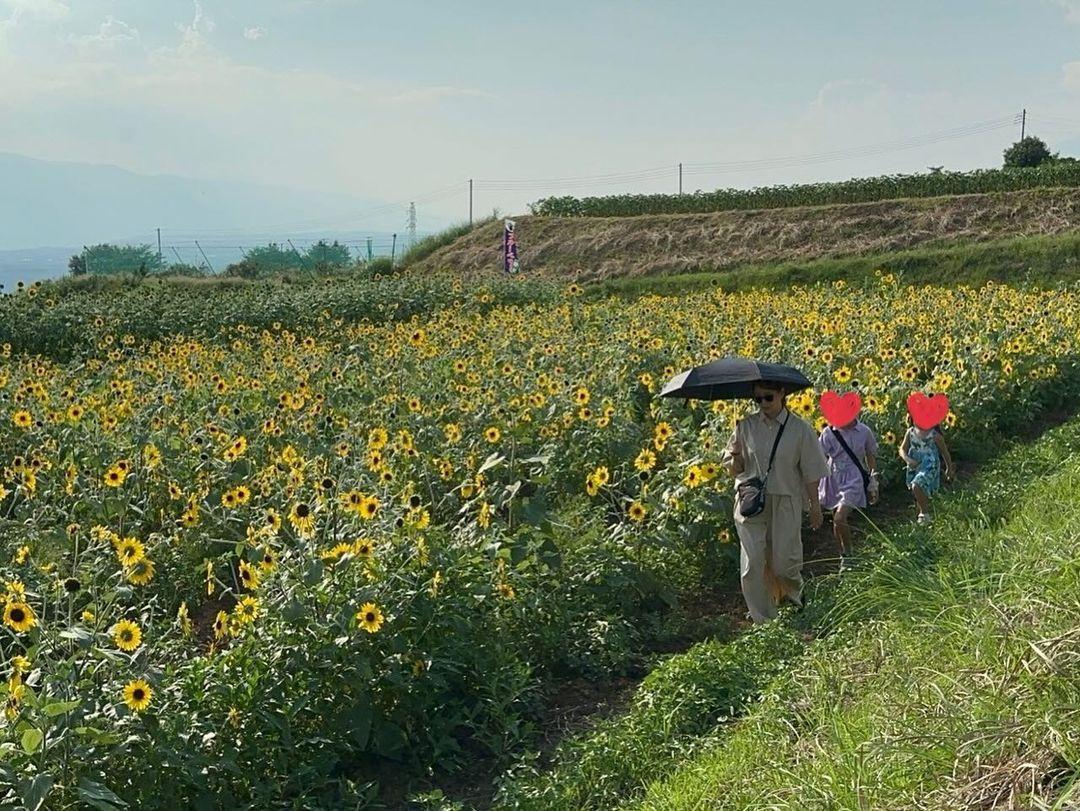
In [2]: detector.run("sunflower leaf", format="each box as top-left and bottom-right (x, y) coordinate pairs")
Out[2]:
(42, 700), (82, 717)
(21, 773), (53, 811)
(477, 452), (505, 474)
(21, 727), (43, 754)
(76, 778), (127, 809)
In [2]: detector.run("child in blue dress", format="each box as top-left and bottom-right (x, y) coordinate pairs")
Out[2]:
(898, 417), (955, 525)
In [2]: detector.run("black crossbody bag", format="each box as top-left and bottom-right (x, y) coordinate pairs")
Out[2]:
(830, 425), (870, 498)
(737, 415), (788, 518)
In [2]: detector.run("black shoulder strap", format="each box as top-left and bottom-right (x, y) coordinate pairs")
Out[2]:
(761, 414), (788, 481)
(830, 425), (870, 487)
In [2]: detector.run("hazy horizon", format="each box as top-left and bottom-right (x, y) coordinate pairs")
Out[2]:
(5, 0), (1080, 258)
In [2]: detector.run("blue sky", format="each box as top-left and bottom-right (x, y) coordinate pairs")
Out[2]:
(3, 0), (1080, 232)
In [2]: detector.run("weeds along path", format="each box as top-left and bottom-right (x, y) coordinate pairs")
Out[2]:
(637, 417), (1080, 810)
(482, 412), (1080, 811)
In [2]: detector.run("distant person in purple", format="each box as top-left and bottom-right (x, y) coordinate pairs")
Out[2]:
(818, 412), (878, 566)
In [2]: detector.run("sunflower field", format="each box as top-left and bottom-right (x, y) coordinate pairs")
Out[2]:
(530, 162), (1080, 217)
(1, 270), (1078, 808)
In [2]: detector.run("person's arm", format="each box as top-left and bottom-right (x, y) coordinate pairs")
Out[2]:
(805, 478), (823, 529)
(899, 433), (915, 468)
(865, 451), (877, 475)
(936, 433), (955, 480)
(801, 423), (828, 529)
(723, 427), (744, 476)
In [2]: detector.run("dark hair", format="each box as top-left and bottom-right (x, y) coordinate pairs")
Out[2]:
(753, 381), (788, 395)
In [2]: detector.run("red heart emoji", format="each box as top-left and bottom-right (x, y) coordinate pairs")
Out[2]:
(906, 391), (950, 431)
(819, 391), (862, 428)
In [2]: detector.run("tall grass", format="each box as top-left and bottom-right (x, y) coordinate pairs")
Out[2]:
(638, 422), (1080, 810)
(398, 217), (494, 268)
(587, 231), (1080, 300)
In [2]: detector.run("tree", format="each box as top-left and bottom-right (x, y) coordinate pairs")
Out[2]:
(304, 240), (351, 268)
(1003, 136), (1052, 168)
(68, 244), (164, 276)
(68, 254), (87, 275)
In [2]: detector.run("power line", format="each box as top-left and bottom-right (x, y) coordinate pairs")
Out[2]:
(469, 113), (1022, 193)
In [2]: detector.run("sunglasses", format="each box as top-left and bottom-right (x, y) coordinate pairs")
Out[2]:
(753, 393), (778, 404)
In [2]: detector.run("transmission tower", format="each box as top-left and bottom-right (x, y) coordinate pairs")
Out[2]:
(407, 202), (417, 248)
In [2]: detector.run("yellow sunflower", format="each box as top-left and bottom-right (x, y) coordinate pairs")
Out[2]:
(3, 601), (36, 633)
(356, 602), (384, 634)
(122, 679), (152, 712)
(111, 619), (142, 651)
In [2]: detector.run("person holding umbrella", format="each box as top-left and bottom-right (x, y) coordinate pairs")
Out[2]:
(661, 358), (829, 623)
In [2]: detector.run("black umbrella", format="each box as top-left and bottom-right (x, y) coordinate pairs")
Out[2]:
(659, 356), (813, 401)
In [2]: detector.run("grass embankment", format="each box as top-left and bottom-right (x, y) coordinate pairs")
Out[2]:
(397, 218), (495, 269)
(413, 187), (1080, 281)
(491, 416), (1080, 810)
(589, 230), (1080, 299)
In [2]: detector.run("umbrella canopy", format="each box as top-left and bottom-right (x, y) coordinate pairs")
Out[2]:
(659, 356), (813, 401)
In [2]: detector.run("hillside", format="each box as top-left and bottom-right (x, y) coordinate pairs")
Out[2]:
(414, 187), (1080, 281)
(0, 152), (387, 251)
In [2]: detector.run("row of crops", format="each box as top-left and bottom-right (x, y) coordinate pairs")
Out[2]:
(2, 271), (1080, 807)
(530, 162), (1080, 217)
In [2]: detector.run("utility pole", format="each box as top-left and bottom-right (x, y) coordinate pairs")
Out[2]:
(407, 202), (417, 248)
(171, 247), (183, 265)
(366, 238), (373, 261)
(157, 228), (162, 265)
(194, 240), (215, 274)
(391, 233), (397, 266)
(1021, 108), (1026, 140)
(678, 163), (683, 195)
(469, 179), (473, 225)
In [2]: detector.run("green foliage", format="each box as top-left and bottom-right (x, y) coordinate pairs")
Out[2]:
(398, 218), (493, 268)
(224, 241), (354, 278)
(0, 272), (564, 360)
(493, 623), (802, 810)
(1003, 135), (1052, 167)
(589, 231), (1080, 300)
(530, 162), (1080, 217)
(69, 244), (165, 277)
(639, 419), (1080, 810)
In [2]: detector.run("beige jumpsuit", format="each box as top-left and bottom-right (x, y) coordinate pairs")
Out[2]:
(724, 408), (829, 623)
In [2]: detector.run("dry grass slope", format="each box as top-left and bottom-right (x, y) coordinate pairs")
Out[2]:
(414, 188), (1080, 281)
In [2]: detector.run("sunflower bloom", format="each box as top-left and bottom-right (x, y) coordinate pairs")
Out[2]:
(356, 602), (384, 634)
(3, 601), (37, 633)
(122, 679), (152, 712)
(112, 619), (142, 651)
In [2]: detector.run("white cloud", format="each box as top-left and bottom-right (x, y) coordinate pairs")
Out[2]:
(170, 0), (214, 58)
(1063, 61), (1080, 88)
(243, 26), (266, 41)
(69, 16), (139, 53)
(389, 85), (497, 104)
(0, 0), (68, 48)
(1, 0), (69, 21)
(1050, 0), (1080, 23)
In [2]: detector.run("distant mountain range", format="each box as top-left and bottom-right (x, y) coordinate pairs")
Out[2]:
(0, 151), (434, 285)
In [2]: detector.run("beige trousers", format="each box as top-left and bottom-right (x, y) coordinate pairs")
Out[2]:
(734, 494), (803, 623)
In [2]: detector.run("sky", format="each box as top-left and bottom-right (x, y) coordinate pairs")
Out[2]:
(4, 0), (1080, 236)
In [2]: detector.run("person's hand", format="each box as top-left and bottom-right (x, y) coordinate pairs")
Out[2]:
(905, 458), (918, 471)
(868, 480), (880, 505)
(945, 463), (956, 481)
(809, 503), (823, 530)
(729, 439), (743, 459)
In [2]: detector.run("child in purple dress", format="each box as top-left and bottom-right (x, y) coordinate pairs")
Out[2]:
(818, 417), (878, 564)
